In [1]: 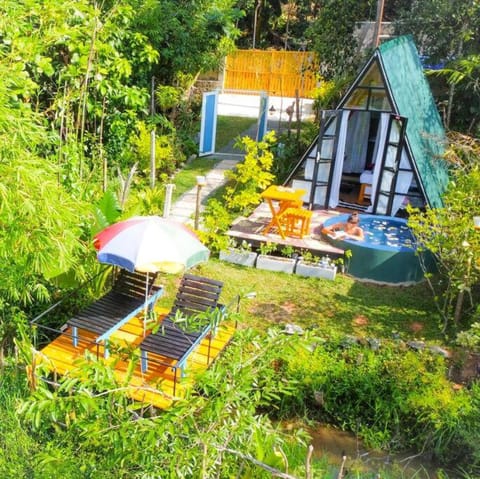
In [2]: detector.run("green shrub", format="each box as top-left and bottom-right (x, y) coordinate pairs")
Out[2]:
(223, 132), (276, 216)
(197, 199), (232, 253)
(260, 332), (480, 473)
(273, 122), (318, 183)
(132, 122), (184, 178)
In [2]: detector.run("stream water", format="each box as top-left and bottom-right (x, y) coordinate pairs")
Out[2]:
(290, 423), (443, 478)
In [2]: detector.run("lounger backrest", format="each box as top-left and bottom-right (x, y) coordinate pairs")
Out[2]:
(170, 274), (223, 318)
(112, 270), (159, 300)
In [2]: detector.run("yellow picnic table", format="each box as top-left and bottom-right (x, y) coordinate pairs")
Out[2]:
(260, 185), (306, 239)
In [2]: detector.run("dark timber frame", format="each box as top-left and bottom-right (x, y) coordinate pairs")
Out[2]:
(140, 274), (224, 375)
(67, 269), (163, 357)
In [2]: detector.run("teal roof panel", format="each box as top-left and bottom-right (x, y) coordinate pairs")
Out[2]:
(379, 36), (449, 207)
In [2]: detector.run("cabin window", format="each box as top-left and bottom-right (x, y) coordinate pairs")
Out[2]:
(345, 88), (368, 109)
(359, 63), (384, 88)
(369, 90), (390, 111)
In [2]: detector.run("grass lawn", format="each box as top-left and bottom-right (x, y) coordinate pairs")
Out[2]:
(156, 259), (444, 344)
(172, 156), (220, 201)
(166, 118), (444, 344)
(216, 115), (256, 150)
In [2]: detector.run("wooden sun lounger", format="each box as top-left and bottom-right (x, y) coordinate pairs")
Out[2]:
(139, 274), (224, 373)
(67, 269), (163, 355)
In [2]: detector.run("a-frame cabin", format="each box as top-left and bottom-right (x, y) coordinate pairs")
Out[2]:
(286, 35), (449, 217)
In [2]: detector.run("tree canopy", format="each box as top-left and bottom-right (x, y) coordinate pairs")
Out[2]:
(0, 0), (240, 312)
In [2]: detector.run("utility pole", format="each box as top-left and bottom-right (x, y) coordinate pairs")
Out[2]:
(252, 0), (261, 49)
(373, 0), (385, 48)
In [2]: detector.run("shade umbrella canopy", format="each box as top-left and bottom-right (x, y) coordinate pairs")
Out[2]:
(94, 216), (210, 274)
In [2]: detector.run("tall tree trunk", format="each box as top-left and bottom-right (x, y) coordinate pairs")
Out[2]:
(150, 76), (156, 189)
(446, 37), (464, 129)
(77, 13), (99, 180)
(100, 96), (107, 192)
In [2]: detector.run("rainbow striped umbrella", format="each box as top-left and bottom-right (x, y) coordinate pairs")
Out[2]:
(94, 216), (209, 274)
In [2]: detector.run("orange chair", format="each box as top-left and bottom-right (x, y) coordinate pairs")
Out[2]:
(279, 207), (313, 239)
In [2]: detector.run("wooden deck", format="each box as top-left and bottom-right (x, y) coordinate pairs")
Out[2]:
(34, 306), (236, 410)
(226, 203), (345, 258)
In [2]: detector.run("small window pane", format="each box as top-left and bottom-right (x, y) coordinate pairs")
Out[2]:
(345, 88), (368, 109)
(359, 64), (384, 88)
(320, 139), (334, 159)
(369, 91), (390, 111)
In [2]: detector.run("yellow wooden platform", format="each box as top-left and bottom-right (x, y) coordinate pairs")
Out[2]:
(33, 307), (236, 409)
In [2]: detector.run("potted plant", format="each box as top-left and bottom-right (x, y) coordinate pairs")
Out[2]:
(219, 239), (258, 267)
(256, 242), (297, 274)
(295, 251), (337, 280)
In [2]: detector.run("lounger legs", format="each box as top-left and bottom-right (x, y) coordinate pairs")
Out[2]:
(141, 350), (148, 372)
(72, 326), (78, 347)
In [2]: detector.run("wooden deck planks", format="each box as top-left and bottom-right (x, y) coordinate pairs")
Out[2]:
(36, 309), (236, 410)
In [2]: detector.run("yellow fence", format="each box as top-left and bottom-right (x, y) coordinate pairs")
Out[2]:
(223, 50), (318, 98)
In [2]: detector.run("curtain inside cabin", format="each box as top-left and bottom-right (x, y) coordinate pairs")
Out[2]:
(329, 110), (349, 208)
(343, 111), (371, 173)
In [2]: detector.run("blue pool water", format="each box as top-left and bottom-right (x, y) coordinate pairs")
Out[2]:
(323, 214), (429, 284)
(360, 217), (416, 251)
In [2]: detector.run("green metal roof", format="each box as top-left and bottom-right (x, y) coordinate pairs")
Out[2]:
(378, 35), (449, 208)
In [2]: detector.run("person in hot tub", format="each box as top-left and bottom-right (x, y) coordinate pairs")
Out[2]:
(322, 212), (364, 240)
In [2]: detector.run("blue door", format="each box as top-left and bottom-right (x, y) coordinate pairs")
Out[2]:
(256, 92), (269, 142)
(199, 91), (218, 156)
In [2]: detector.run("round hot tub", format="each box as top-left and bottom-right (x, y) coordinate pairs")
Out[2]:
(323, 214), (432, 285)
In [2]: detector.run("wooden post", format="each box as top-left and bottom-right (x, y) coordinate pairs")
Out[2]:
(295, 89), (301, 151)
(373, 0), (385, 48)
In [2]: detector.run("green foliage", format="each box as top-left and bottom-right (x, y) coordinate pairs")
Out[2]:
(11, 330), (326, 478)
(311, 76), (352, 113)
(280, 245), (295, 258)
(92, 189), (122, 236)
(2, 258), (477, 476)
(0, 302), (28, 357)
(259, 242), (278, 256)
(299, 250), (319, 265)
(430, 54), (480, 134)
(134, 0), (240, 83)
(236, 0), (319, 50)
(223, 131), (276, 215)
(407, 166), (480, 331)
(200, 131), (278, 253)
(197, 199), (232, 254)
(394, 0), (480, 132)
(0, 368), (39, 477)
(0, 64), (90, 305)
(155, 85), (181, 112)
(395, 0), (480, 65)
(126, 185), (165, 218)
(273, 333), (480, 471)
(0, 0), (159, 183)
(272, 121), (318, 183)
(307, 0), (374, 80)
(131, 121), (181, 178)
(228, 238), (253, 253)
(168, 307), (230, 337)
(456, 321), (480, 352)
